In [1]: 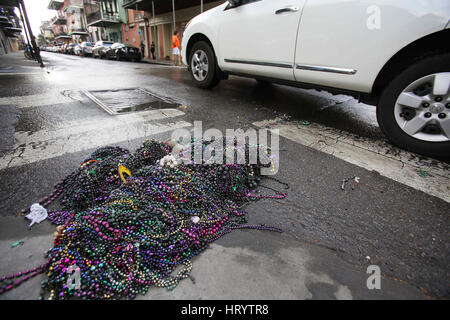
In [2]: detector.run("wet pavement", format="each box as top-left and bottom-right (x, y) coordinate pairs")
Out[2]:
(0, 51), (449, 300)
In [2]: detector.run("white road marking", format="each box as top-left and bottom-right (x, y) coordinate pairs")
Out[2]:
(253, 119), (450, 203)
(0, 109), (191, 170)
(0, 72), (44, 76)
(0, 91), (73, 108)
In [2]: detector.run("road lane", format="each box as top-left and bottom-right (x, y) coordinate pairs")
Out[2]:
(0, 51), (448, 299)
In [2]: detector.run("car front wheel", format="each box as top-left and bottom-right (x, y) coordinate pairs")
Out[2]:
(189, 41), (220, 89)
(377, 53), (450, 159)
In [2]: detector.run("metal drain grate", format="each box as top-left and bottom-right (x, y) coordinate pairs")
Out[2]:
(82, 88), (178, 115)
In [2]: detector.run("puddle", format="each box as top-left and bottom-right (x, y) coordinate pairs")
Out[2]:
(83, 88), (178, 115)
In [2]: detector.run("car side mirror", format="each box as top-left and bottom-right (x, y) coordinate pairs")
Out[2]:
(227, 0), (241, 8)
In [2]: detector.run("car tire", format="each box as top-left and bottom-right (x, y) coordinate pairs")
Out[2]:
(377, 53), (450, 159)
(189, 41), (220, 89)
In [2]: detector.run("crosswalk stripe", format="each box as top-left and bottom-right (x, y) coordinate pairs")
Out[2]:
(0, 91), (73, 108)
(0, 72), (44, 76)
(0, 108), (191, 171)
(253, 119), (450, 203)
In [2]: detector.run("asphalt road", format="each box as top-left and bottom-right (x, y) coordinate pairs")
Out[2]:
(0, 51), (448, 300)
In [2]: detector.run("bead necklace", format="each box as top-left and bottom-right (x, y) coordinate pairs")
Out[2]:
(1, 139), (287, 300)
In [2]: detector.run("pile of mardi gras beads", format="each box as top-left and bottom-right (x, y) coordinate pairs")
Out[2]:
(1, 139), (286, 299)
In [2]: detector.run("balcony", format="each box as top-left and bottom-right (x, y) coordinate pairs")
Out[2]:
(51, 13), (67, 25)
(48, 0), (65, 10)
(3, 26), (22, 37)
(0, 15), (13, 27)
(123, 0), (219, 15)
(41, 22), (53, 31)
(84, 0), (121, 27)
(63, 0), (84, 13)
(54, 32), (72, 40)
(69, 27), (89, 36)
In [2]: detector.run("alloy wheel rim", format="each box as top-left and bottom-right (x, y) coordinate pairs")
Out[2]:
(191, 50), (209, 81)
(394, 72), (450, 142)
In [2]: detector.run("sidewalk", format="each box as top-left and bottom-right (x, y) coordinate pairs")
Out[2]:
(0, 51), (46, 73)
(142, 56), (186, 68)
(0, 215), (427, 300)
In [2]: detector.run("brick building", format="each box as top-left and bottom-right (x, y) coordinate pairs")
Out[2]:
(48, 0), (89, 44)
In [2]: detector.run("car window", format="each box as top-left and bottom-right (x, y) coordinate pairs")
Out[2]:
(226, 0), (260, 9)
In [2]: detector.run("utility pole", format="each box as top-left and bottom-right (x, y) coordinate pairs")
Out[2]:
(172, 0), (175, 32)
(152, 0), (158, 59)
(17, 2), (31, 49)
(18, 0), (44, 67)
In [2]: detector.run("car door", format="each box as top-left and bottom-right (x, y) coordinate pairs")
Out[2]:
(218, 0), (306, 81)
(294, 0), (450, 93)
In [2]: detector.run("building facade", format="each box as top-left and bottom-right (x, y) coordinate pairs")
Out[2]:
(42, 0), (223, 59)
(39, 20), (54, 45)
(84, 0), (126, 43)
(122, 0), (223, 59)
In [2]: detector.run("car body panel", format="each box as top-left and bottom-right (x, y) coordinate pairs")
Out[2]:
(182, 0), (450, 94)
(93, 41), (114, 57)
(218, 0), (305, 81)
(80, 42), (93, 56)
(294, 0), (450, 92)
(105, 43), (141, 61)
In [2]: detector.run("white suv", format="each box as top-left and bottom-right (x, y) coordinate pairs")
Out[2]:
(182, 0), (450, 158)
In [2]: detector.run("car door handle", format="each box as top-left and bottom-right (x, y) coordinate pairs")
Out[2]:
(275, 6), (299, 14)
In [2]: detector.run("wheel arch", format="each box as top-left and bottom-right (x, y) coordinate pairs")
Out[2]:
(186, 32), (227, 79)
(186, 33), (215, 65)
(371, 29), (450, 103)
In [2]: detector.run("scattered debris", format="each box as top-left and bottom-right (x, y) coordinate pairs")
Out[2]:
(25, 203), (48, 229)
(159, 154), (179, 168)
(178, 104), (189, 110)
(11, 240), (24, 248)
(274, 112), (291, 122)
(191, 216), (200, 224)
(341, 176), (360, 190)
(419, 170), (428, 178)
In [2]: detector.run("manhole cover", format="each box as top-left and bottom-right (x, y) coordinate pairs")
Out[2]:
(82, 88), (178, 115)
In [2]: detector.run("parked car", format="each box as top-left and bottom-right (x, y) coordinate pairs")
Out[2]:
(105, 43), (141, 62)
(79, 41), (94, 57)
(74, 43), (82, 56)
(63, 43), (69, 53)
(92, 40), (114, 59)
(66, 43), (79, 55)
(182, 0), (450, 158)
